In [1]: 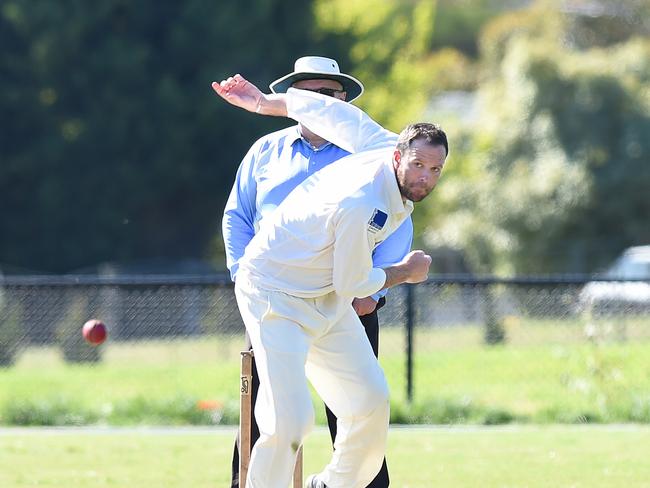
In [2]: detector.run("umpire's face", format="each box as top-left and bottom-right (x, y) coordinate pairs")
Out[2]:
(291, 78), (347, 101)
(393, 139), (447, 202)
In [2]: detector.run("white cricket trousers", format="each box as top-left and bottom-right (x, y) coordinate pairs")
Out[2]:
(235, 276), (390, 488)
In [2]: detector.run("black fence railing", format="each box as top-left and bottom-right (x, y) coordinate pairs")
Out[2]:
(1, 274), (649, 402)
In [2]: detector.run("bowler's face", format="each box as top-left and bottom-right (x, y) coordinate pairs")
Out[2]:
(394, 139), (447, 202)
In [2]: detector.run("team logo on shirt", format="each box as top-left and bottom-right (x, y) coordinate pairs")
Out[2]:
(367, 209), (388, 234)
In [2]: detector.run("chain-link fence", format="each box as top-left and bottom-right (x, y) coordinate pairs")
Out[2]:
(2, 274), (650, 366)
(1, 274), (649, 424)
(0, 275), (243, 365)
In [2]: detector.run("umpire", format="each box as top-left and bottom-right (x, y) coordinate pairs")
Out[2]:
(222, 57), (412, 487)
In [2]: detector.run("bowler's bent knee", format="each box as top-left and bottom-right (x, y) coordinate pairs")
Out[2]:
(353, 370), (390, 418)
(260, 398), (314, 448)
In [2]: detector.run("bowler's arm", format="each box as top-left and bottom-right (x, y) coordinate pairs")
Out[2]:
(331, 205), (429, 300)
(283, 88), (397, 154)
(370, 217), (415, 296)
(353, 218), (414, 316)
(211, 74), (397, 153)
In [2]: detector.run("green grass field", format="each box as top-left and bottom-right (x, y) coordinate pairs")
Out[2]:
(2, 322), (650, 425)
(1, 426), (650, 487)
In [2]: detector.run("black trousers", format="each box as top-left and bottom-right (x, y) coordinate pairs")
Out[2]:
(230, 297), (390, 488)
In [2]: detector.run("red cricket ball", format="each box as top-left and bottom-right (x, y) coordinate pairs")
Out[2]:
(82, 319), (107, 345)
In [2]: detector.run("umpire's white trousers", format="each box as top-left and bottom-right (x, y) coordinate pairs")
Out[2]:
(235, 276), (390, 488)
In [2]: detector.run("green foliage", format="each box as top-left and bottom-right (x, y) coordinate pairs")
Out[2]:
(108, 395), (238, 425)
(390, 396), (518, 425)
(0, 0), (322, 273)
(432, 0), (513, 56)
(0, 394), (238, 426)
(3, 0), (647, 276)
(428, 8), (650, 273)
(312, 0), (487, 253)
(561, 0), (650, 49)
(559, 339), (647, 423)
(2, 397), (98, 426)
(315, 0), (477, 130)
(0, 393), (239, 426)
(478, 2), (562, 74)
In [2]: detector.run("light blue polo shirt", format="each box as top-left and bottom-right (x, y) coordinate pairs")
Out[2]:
(222, 125), (413, 300)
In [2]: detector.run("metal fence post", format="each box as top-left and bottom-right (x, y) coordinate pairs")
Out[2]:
(405, 283), (414, 403)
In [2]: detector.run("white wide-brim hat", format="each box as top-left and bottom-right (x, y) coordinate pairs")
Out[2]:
(269, 56), (364, 102)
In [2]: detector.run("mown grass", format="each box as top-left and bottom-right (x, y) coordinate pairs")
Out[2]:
(1, 426), (650, 487)
(2, 320), (650, 425)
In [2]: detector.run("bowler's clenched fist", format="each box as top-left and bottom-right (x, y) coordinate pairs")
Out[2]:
(401, 250), (432, 283)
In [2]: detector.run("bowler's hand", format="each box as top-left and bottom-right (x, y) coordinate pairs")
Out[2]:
(352, 296), (378, 316)
(211, 74), (263, 113)
(401, 250), (432, 284)
(382, 250), (432, 290)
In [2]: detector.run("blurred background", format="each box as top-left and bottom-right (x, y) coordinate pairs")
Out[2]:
(1, 0), (649, 427)
(2, 0), (649, 276)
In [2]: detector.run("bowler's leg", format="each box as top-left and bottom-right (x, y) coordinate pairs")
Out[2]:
(324, 305), (390, 487)
(358, 307), (390, 488)
(235, 284), (315, 488)
(307, 305), (390, 488)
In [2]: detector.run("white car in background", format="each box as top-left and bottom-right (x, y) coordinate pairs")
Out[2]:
(579, 246), (650, 315)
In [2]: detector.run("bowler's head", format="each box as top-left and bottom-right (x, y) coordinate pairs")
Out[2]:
(393, 123), (448, 202)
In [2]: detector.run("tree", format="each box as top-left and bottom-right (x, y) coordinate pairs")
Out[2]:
(425, 3), (650, 273)
(313, 0), (485, 256)
(314, 0), (483, 130)
(0, 0), (322, 273)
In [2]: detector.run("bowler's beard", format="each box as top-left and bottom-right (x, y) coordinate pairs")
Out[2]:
(396, 172), (432, 202)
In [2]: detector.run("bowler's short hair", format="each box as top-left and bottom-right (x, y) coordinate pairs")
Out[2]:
(396, 123), (448, 157)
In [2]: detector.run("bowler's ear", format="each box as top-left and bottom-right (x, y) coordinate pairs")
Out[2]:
(393, 150), (401, 169)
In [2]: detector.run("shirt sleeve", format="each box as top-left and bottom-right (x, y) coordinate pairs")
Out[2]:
(221, 143), (260, 281)
(285, 88), (398, 154)
(331, 203), (387, 299)
(369, 217), (414, 301)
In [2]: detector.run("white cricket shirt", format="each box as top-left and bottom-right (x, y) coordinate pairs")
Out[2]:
(237, 89), (413, 299)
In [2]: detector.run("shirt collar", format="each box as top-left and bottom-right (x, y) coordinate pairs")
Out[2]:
(382, 157), (413, 216)
(288, 125), (336, 151)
